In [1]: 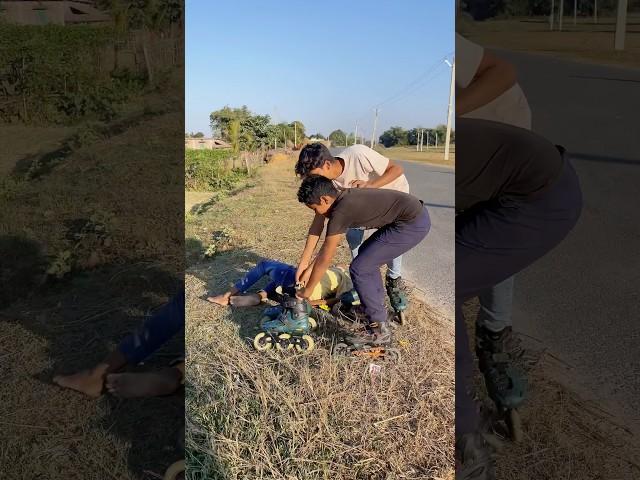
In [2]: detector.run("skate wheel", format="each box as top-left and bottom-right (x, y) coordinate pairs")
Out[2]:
(332, 342), (350, 356)
(275, 333), (293, 351)
(507, 409), (523, 443)
(253, 332), (273, 351)
(295, 335), (315, 352)
(398, 311), (407, 325)
(308, 317), (318, 330)
(163, 459), (185, 480)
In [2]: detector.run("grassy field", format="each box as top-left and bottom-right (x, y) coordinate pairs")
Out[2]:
(374, 146), (455, 167)
(185, 156), (455, 479)
(0, 89), (184, 479)
(458, 14), (640, 68)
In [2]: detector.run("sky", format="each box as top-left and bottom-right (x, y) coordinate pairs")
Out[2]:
(185, 0), (454, 139)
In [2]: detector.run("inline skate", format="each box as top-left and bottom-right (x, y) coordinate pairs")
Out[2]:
(253, 294), (315, 352)
(386, 276), (409, 325)
(332, 321), (401, 361)
(476, 325), (527, 442)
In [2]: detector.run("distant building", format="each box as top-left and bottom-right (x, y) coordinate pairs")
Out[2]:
(0, 1), (111, 25)
(185, 137), (231, 150)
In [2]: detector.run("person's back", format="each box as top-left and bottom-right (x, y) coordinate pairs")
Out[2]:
(332, 144), (410, 193)
(456, 118), (563, 212)
(326, 187), (424, 236)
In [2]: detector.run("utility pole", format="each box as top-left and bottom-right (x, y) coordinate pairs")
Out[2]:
(615, 0), (628, 50)
(574, 0), (577, 25)
(294, 122), (297, 147)
(416, 130), (420, 151)
(559, 0), (564, 31)
(444, 58), (455, 161)
(354, 122), (358, 145)
(594, 0), (598, 24)
(435, 131), (438, 148)
(370, 108), (379, 148)
(426, 130), (429, 149)
(420, 129), (424, 152)
(550, 0), (555, 30)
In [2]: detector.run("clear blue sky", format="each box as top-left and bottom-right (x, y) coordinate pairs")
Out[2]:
(186, 0), (454, 139)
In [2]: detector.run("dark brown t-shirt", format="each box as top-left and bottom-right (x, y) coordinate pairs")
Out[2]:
(325, 188), (424, 236)
(456, 118), (564, 211)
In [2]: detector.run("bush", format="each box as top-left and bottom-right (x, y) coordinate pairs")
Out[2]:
(185, 149), (250, 191)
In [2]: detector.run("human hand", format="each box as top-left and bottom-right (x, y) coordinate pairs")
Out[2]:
(349, 180), (371, 188)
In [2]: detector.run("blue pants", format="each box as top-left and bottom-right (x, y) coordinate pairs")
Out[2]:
(350, 208), (430, 325)
(117, 290), (185, 365)
(455, 160), (582, 436)
(234, 260), (296, 298)
(346, 228), (403, 279)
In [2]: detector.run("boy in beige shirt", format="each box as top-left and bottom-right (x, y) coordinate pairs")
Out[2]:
(294, 143), (409, 299)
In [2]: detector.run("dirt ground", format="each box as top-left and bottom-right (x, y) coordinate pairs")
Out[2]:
(185, 157), (455, 479)
(458, 15), (640, 68)
(0, 92), (184, 479)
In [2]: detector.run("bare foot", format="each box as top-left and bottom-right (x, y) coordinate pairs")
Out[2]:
(229, 294), (261, 307)
(105, 368), (182, 398)
(53, 363), (109, 397)
(206, 292), (231, 305)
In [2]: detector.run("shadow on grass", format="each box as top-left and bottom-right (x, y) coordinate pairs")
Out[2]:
(0, 234), (184, 479)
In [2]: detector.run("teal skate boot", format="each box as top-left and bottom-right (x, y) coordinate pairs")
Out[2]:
(386, 276), (409, 325)
(476, 326), (527, 442)
(253, 295), (315, 352)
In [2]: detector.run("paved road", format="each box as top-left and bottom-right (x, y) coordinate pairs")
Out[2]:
(331, 147), (455, 318)
(398, 160), (454, 318)
(496, 50), (640, 432)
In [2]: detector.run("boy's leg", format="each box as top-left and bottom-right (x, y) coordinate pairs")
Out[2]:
(456, 160), (581, 434)
(53, 290), (185, 397)
(477, 276), (514, 332)
(386, 255), (403, 280)
(350, 209), (430, 327)
(117, 290), (185, 365)
(345, 228), (366, 258)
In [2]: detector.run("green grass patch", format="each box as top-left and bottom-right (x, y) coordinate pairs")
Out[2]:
(185, 149), (252, 191)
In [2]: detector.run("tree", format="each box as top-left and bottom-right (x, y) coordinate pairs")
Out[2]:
(209, 105), (251, 139)
(310, 133), (326, 140)
(193, 131), (204, 138)
(379, 126), (408, 147)
(329, 129), (347, 146)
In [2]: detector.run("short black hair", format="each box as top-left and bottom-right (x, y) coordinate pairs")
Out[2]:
(297, 175), (338, 205)
(295, 142), (335, 177)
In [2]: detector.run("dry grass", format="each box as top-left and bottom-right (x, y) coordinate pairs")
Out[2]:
(374, 146), (455, 167)
(0, 92), (184, 478)
(459, 15), (640, 68)
(462, 300), (640, 479)
(185, 157), (455, 479)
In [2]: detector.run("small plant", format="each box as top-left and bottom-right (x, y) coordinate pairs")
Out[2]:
(46, 250), (73, 279)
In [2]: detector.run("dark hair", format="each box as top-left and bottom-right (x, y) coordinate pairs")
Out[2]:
(297, 175), (338, 205)
(295, 142), (335, 177)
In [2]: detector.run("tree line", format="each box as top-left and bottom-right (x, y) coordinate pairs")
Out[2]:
(209, 106), (306, 152)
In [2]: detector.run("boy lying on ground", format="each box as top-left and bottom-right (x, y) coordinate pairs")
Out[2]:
(296, 176), (430, 345)
(53, 291), (184, 398)
(206, 258), (353, 308)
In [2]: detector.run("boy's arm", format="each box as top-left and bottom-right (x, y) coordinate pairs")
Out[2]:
(360, 160), (403, 188)
(296, 213), (325, 281)
(456, 51), (517, 116)
(350, 149), (403, 189)
(297, 234), (342, 299)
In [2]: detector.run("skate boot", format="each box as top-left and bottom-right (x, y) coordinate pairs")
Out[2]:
(253, 295), (315, 352)
(332, 321), (400, 361)
(476, 326), (527, 442)
(386, 276), (408, 325)
(456, 433), (496, 480)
